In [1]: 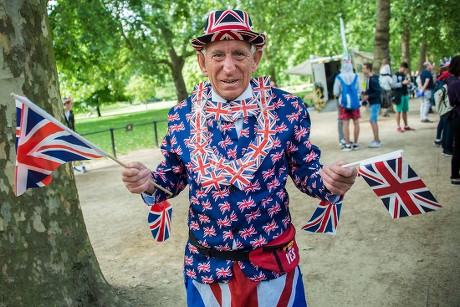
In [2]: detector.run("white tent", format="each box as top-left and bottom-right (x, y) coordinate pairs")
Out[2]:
(284, 59), (314, 76)
(284, 55), (344, 76)
(284, 50), (374, 76)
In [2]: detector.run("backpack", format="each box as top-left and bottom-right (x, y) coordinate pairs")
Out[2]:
(432, 79), (446, 106)
(434, 79), (446, 94)
(337, 74), (360, 110)
(434, 84), (452, 118)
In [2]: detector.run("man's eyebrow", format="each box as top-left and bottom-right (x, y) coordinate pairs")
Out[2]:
(209, 48), (251, 55)
(233, 48), (250, 54)
(209, 49), (224, 55)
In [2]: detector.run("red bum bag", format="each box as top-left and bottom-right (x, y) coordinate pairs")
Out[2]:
(249, 225), (299, 274)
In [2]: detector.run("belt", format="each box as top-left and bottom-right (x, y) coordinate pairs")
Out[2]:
(188, 230), (250, 261)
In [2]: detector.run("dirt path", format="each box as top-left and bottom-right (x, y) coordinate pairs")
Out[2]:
(76, 98), (460, 307)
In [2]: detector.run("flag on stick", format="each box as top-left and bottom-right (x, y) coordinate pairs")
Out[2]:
(13, 94), (109, 196)
(302, 199), (342, 235)
(340, 17), (348, 58)
(13, 93), (173, 197)
(357, 150), (441, 219)
(148, 200), (172, 242)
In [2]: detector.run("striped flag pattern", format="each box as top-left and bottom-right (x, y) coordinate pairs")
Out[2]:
(148, 200), (172, 242)
(14, 94), (107, 196)
(302, 199), (342, 235)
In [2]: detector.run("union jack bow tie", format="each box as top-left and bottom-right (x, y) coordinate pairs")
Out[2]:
(205, 97), (259, 122)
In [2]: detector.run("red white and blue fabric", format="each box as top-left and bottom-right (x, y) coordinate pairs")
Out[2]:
(186, 264), (307, 307)
(191, 10), (266, 51)
(148, 200), (172, 242)
(358, 156), (441, 219)
(302, 198), (343, 235)
(14, 95), (105, 196)
(142, 76), (339, 284)
(189, 78), (277, 193)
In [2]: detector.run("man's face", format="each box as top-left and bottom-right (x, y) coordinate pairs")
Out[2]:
(63, 100), (73, 111)
(197, 40), (263, 101)
(426, 62), (434, 71)
(362, 65), (369, 76)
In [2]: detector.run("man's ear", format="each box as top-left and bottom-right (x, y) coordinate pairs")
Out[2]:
(252, 49), (263, 73)
(197, 52), (208, 76)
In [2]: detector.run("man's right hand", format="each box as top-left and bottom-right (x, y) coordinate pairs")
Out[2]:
(121, 162), (155, 195)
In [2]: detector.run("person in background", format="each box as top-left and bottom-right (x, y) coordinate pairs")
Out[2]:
(63, 97), (86, 173)
(333, 60), (362, 151)
(446, 55), (460, 185)
(419, 61), (435, 122)
(121, 9), (357, 306)
(392, 62), (415, 133)
(379, 59), (393, 117)
(328, 66), (345, 147)
(362, 62), (382, 148)
(409, 71), (417, 98)
(434, 62), (453, 156)
(63, 97), (75, 130)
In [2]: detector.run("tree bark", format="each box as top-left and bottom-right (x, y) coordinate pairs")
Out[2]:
(418, 41), (427, 73)
(167, 47), (188, 102)
(373, 0), (391, 72)
(401, 17), (411, 69)
(0, 1), (128, 305)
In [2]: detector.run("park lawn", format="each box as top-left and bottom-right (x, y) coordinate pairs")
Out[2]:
(75, 108), (170, 156)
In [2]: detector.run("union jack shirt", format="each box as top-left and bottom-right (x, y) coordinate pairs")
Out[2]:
(143, 77), (339, 284)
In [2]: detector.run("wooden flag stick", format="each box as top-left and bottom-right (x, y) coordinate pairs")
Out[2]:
(107, 154), (173, 196)
(341, 150), (404, 168)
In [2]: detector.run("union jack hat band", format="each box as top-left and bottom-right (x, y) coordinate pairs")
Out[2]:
(191, 10), (266, 51)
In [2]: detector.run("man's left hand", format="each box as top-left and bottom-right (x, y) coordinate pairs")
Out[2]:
(319, 160), (357, 195)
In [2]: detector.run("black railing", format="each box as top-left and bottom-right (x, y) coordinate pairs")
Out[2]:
(81, 120), (167, 158)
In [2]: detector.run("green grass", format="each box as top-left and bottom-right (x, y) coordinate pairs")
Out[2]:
(75, 108), (170, 156)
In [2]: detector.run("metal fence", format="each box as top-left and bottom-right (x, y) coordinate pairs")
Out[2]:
(81, 119), (167, 158)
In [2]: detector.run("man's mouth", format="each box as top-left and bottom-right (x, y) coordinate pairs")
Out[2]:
(222, 79), (238, 84)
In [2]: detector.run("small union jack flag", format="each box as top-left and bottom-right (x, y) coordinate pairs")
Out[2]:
(14, 94), (107, 196)
(302, 199), (342, 235)
(358, 155), (441, 219)
(148, 200), (172, 242)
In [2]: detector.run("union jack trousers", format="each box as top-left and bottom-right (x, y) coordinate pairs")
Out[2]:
(186, 263), (307, 307)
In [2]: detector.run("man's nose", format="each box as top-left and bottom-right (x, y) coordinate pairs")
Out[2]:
(222, 55), (237, 72)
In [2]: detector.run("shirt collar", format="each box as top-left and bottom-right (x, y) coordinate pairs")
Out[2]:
(211, 84), (253, 102)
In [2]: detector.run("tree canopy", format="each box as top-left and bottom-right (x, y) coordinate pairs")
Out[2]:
(49, 0), (460, 110)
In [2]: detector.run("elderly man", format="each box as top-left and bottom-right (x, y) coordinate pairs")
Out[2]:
(122, 9), (357, 306)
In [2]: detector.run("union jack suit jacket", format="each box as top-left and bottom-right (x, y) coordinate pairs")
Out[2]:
(143, 76), (338, 284)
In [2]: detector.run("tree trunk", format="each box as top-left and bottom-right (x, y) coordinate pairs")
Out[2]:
(0, 1), (128, 305)
(168, 47), (188, 102)
(96, 104), (102, 117)
(418, 41), (427, 74)
(373, 0), (391, 72)
(264, 50), (278, 86)
(401, 17), (411, 69)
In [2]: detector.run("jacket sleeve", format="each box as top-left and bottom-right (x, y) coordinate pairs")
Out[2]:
(355, 75), (363, 94)
(142, 114), (188, 205)
(367, 76), (381, 101)
(447, 79), (460, 107)
(333, 77), (341, 98)
(392, 74), (402, 89)
(286, 102), (341, 204)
